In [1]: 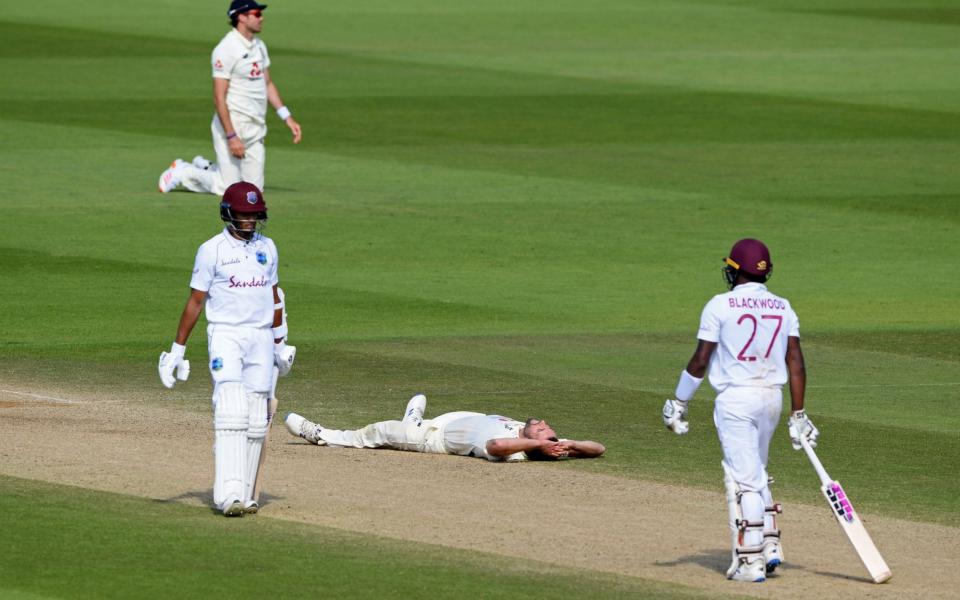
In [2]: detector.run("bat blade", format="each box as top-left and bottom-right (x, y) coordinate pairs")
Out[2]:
(821, 480), (892, 583)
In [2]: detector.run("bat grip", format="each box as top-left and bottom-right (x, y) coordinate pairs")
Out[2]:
(800, 437), (832, 486)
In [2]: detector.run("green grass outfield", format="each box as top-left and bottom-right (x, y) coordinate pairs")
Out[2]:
(3, 0), (959, 597)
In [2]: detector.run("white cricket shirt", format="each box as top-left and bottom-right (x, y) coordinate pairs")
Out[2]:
(697, 282), (799, 392)
(189, 229), (279, 327)
(443, 414), (528, 462)
(211, 29), (271, 124)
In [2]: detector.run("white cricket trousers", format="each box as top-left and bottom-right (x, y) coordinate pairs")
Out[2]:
(714, 386), (782, 547)
(320, 411), (482, 454)
(179, 115), (266, 195)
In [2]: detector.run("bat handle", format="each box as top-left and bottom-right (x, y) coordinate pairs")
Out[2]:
(800, 437), (832, 486)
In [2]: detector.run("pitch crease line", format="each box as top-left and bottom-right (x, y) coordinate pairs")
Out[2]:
(0, 389), (83, 404)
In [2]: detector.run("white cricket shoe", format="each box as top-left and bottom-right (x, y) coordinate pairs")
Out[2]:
(285, 412), (326, 445)
(402, 394), (426, 425)
(243, 500), (259, 515)
(728, 558), (766, 583)
(191, 155), (213, 170)
(763, 538), (783, 574)
(158, 159), (186, 193)
(221, 497), (244, 517)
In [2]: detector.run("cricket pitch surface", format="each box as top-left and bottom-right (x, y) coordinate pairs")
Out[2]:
(2, 385), (955, 599)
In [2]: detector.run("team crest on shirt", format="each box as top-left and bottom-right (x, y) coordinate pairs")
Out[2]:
(256, 250), (267, 265)
(246, 191), (258, 204)
(214, 58), (223, 70)
(211, 357), (224, 371)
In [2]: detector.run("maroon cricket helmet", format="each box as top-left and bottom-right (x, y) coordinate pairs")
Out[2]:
(220, 181), (267, 239)
(723, 238), (772, 287)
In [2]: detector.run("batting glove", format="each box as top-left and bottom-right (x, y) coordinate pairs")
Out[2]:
(158, 342), (190, 389)
(662, 399), (690, 435)
(274, 342), (296, 377)
(788, 410), (819, 450)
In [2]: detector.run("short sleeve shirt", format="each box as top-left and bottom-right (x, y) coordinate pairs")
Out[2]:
(442, 414), (528, 462)
(189, 229), (279, 327)
(698, 282), (800, 391)
(211, 29), (271, 123)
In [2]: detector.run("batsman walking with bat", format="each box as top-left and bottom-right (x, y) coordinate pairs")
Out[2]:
(662, 238), (819, 583)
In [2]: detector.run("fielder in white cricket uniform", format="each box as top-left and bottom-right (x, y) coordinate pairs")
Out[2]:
(158, 181), (296, 517)
(158, 0), (302, 196)
(662, 238), (819, 583)
(284, 395), (606, 462)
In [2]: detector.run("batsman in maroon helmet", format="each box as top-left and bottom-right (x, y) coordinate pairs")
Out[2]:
(158, 181), (296, 516)
(662, 239), (819, 582)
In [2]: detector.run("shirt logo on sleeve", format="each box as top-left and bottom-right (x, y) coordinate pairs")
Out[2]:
(211, 357), (224, 371)
(256, 250), (267, 265)
(214, 58), (224, 70)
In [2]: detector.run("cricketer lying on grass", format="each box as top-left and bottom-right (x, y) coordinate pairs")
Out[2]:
(286, 394), (605, 462)
(158, 181), (295, 517)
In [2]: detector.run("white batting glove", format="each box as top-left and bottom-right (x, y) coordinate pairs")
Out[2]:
(158, 342), (190, 389)
(662, 399), (689, 435)
(274, 342), (296, 377)
(788, 410), (819, 450)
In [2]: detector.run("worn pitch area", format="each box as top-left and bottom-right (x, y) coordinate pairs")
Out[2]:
(1, 386), (953, 599)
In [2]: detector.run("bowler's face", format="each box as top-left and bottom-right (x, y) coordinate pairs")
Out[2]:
(523, 418), (558, 442)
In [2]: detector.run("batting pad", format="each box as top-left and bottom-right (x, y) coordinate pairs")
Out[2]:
(244, 391), (269, 502)
(213, 382), (248, 507)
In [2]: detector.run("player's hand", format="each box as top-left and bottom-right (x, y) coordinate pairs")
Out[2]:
(158, 343), (190, 389)
(540, 440), (567, 459)
(228, 136), (245, 158)
(662, 399), (689, 435)
(788, 410), (819, 450)
(286, 117), (302, 144)
(274, 342), (296, 377)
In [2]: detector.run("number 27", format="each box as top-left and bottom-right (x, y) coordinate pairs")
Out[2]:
(736, 314), (783, 361)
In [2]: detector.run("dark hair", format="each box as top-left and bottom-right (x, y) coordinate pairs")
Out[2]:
(230, 14), (240, 27)
(524, 448), (559, 461)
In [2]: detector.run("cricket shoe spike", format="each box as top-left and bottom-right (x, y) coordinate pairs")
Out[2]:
(221, 497), (244, 517)
(403, 394), (426, 425)
(158, 159), (187, 193)
(192, 155), (213, 170)
(728, 558), (766, 583)
(284, 413), (326, 445)
(763, 540), (783, 575)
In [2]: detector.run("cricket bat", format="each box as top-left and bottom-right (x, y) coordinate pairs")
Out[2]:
(253, 395), (279, 503)
(800, 437), (892, 583)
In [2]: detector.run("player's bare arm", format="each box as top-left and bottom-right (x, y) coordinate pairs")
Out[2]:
(213, 78), (245, 158)
(265, 69), (302, 144)
(175, 288), (208, 345)
(486, 437), (564, 458)
(684, 339), (717, 378)
(785, 336), (806, 412)
(271, 284), (283, 341)
(558, 440), (606, 458)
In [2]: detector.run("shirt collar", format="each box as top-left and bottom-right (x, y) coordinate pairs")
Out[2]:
(228, 28), (257, 50)
(733, 281), (768, 292)
(220, 227), (260, 247)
